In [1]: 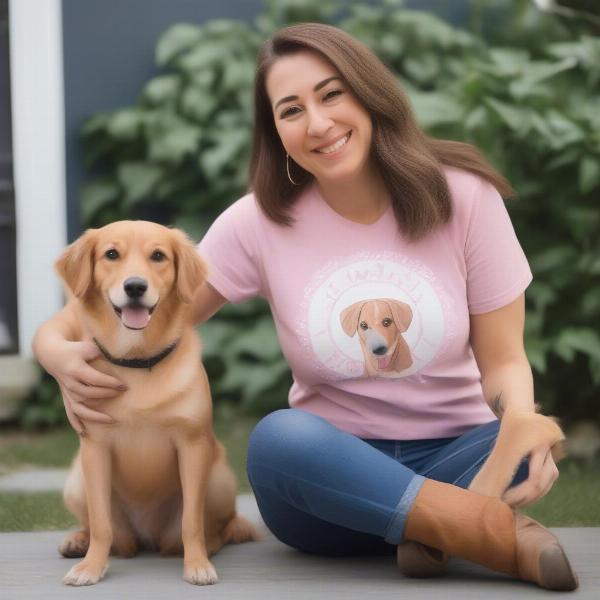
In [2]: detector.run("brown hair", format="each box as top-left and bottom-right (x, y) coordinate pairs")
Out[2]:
(249, 22), (515, 242)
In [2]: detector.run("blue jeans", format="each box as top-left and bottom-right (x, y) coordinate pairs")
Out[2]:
(246, 408), (529, 556)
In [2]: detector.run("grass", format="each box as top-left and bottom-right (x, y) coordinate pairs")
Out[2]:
(1, 413), (599, 531)
(0, 492), (74, 532)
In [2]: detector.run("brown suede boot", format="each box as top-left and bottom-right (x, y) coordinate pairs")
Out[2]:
(398, 411), (567, 580)
(402, 479), (578, 590)
(396, 541), (448, 578)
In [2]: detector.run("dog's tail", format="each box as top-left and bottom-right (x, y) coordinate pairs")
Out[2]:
(222, 514), (262, 544)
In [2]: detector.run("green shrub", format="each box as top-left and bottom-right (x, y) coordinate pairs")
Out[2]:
(23, 0), (600, 426)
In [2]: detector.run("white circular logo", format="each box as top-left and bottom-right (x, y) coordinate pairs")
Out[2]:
(299, 255), (451, 380)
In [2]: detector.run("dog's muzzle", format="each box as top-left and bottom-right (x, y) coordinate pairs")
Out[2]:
(112, 277), (156, 330)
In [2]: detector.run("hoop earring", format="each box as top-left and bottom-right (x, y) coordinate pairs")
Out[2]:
(286, 153), (299, 186)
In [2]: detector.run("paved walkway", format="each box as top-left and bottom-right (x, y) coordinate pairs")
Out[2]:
(1, 468), (598, 598)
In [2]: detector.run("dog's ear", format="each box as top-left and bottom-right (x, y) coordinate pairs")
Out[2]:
(171, 229), (208, 304)
(55, 229), (98, 298)
(340, 301), (365, 337)
(384, 299), (413, 332)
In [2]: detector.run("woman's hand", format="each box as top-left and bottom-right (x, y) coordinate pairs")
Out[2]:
(47, 340), (124, 436)
(502, 445), (559, 508)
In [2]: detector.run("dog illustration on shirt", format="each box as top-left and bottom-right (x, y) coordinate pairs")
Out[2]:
(340, 298), (413, 377)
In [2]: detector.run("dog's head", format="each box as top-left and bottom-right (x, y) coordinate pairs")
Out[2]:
(340, 299), (413, 365)
(55, 221), (206, 331)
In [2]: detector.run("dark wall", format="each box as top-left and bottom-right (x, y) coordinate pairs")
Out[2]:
(62, 0), (264, 241)
(0, 0), (18, 353)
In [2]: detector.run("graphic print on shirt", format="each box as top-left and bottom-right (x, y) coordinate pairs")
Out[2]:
(296, 252), (456, 381)
(340, 298), (414, 377)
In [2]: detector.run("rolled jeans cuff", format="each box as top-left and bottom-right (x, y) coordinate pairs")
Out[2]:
(383, 474), (426, 544)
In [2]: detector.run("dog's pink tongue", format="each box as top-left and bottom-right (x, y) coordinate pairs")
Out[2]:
(121, 306), (151, 329)
(377, 355), (392, 370)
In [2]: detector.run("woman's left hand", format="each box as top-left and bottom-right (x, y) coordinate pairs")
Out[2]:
(501, 444), (559, 508)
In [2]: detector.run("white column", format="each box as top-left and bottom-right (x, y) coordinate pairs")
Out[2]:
(9, 0), (67, 356)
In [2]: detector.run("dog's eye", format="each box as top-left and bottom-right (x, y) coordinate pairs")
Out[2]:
(151, 250), (166, 262)
(359, 321), (368, 330)
(105, 249), (119, 260)
(382, 318), (392, 327)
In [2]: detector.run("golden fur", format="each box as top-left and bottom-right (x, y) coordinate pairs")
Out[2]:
(54, 221), (259, 586)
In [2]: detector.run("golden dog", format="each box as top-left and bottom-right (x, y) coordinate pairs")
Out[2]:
(54, 221), (258, 586)
(340, 298), (413, 376)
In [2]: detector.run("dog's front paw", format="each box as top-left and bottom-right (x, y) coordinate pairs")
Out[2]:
(63, 560), (108, 586)
(183, 559), (218, 585)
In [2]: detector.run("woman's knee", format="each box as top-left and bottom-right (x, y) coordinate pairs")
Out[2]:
(247, 408), (334, 474)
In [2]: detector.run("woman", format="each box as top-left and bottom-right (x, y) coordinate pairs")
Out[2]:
(34, 23), (577, 590)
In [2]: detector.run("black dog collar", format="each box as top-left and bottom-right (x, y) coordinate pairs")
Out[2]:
(93, 338), (178, 370)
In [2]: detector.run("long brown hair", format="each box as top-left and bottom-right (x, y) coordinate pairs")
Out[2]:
(249, 22), (515, 241)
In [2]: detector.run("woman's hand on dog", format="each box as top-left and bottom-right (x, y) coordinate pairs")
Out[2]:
(502, 445), (559, 508)
(52, 340), (124, 435)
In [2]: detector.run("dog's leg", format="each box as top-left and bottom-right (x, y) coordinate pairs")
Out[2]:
(59, 529), (90, 558)
(63, 438), (112, 586)
(175, 434), (218, 585)
(110, 495), (139, 558)
(59, 452), (90, 558)
(204, 449), (260, 555)
(469, 411), (566, 498)
(158, 495), (184, 556)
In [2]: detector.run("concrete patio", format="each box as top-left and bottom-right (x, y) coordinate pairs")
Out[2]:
(0, 469), (598, 599)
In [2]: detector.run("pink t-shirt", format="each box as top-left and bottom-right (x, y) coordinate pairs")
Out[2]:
(198, 167), (532, 439)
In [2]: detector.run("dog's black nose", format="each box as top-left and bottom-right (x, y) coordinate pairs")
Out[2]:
(124, 277), (148, 298)
(373, 346), (388, 356)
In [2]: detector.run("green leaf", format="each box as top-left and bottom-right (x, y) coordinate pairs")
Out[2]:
(173, 214), (208, 242)
(484, 98), (534, 135)
(148, 126), (202, 164)
(545, 110), (585, 146)
(217, 358), (289, 406)
(198, 320), (239, 359)
(578, 156), (600, 194)
(526, 281), (557, 313)
(525, 337), (547, 374)
(117, 162), (164, 207)
(156, 23), (203, 67)
(81, 112), (110, 137)
(178, 43), (227, 72)
(181, 86), (218, 122)
(199, 129), (249, 179)
(529, 247), (578, 273)
(488, 48), (530, 75)
(581, 288), (600, 317)
(568, 209), (600, 243)
(555, 328), (600, 362)
(407, 90), (464, 128)
(545, 147), (579, 170)
(508, 57), (577, 100)
(224, 316), (282, 362)
(222, 59), (256, 91)
(81, 179), (120, 224)
(403, 54), (441, 85)
(142, 75), (181, 105)
(107, 109), (143, 141)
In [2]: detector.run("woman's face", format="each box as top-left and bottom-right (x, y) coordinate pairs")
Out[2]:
(266, 50), (373, 186)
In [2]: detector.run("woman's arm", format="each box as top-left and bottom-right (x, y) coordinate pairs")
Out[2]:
(470, 293), (534, 418)
(191, 282), (228, 325)
(32, 281), (228, 435)
(469, 293), (559, 507)
(32, 301), (124, 434)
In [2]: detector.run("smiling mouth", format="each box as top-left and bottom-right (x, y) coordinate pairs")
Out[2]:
(112, 302), (157, 330)
(313, 131), (352, 154)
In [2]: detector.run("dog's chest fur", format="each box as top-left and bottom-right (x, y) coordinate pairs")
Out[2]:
(81, 334), (212, 503)
(110, 425), (181, 504)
